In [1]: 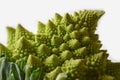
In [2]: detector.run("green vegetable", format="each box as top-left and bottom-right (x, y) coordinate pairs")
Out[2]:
(0, 10), (119, 80)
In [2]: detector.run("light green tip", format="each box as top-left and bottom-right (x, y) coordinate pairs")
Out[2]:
(37, 21), (46, 34)
(27, 55), (42, 67)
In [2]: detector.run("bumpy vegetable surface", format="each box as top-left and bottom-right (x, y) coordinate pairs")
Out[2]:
(0, 10), (119, 80)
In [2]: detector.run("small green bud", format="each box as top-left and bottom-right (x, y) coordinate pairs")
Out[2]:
(70, 30), (80, 39)
(68, 39), (80, 50)
(66, 24), (74, 33)
(60, 50), (72, 61)
(59, 43), (69, 51)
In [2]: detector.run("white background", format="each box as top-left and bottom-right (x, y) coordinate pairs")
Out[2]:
(0, 0), (120, 62)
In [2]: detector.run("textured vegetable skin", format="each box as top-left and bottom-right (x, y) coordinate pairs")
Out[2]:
(0, 10), (119, 80)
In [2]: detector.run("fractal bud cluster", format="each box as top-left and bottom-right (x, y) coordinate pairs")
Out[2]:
(0, 10), (120, 80)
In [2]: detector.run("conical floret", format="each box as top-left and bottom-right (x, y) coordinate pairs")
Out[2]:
(37, 21), (46, 34)
(0, 43), (10, 57)
(6, 26), (15, 49)
(15, 24), (35, 41)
